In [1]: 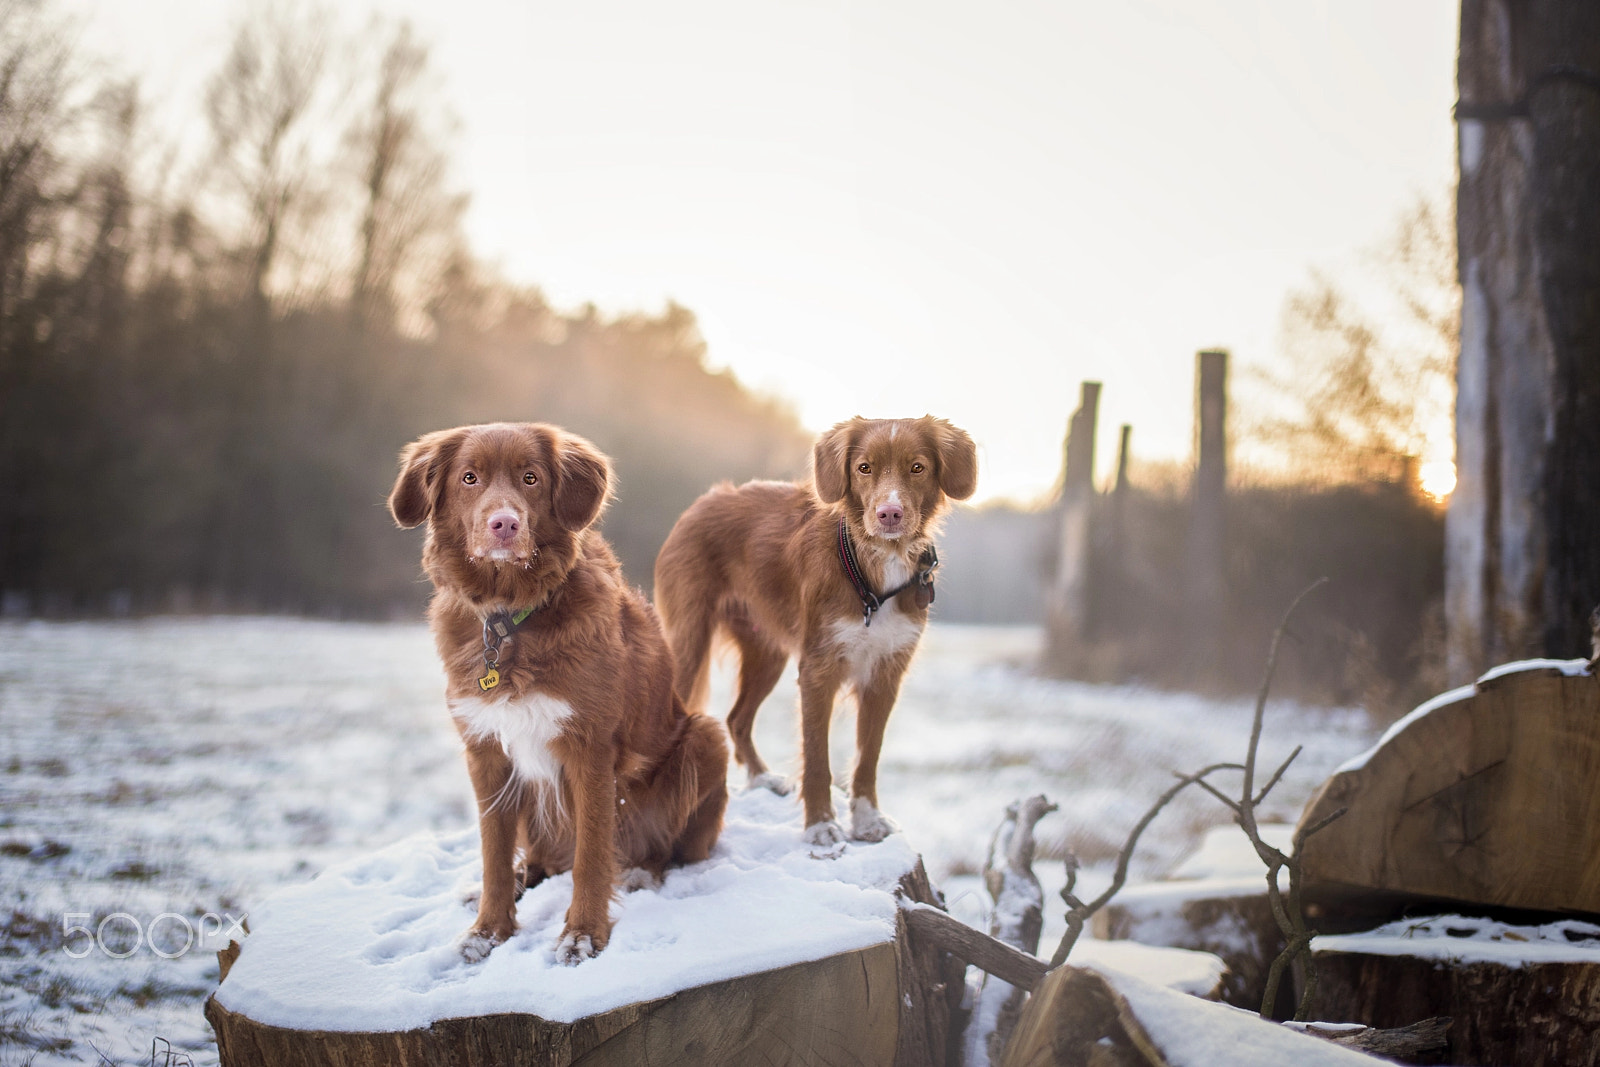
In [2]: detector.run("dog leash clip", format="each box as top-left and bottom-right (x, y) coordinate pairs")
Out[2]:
(480, 615), (508, 692)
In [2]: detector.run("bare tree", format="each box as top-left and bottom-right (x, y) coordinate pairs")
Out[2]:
(0, 0), (77, 346)
(344, 18), (466, 334)
(203, 1), (333, 321)
(1249, 195), (1459, 488)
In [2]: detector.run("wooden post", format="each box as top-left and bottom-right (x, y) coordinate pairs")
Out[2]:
(1185, 351), (1227, 655)
(1050, 382), (1101, 652)
(1449, 0), (1600, 676)
(1113, 424), (1132, 496)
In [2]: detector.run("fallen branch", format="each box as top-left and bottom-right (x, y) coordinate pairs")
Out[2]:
(1299, 1016), (1453, 1059)
(899, 901), (1048, 992)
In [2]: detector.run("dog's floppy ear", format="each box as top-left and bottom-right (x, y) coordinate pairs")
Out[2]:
(930, 418), (978, 500)
(552, 431), (612, 532)
(812, 419), (858, 504)
(389, 427), (467, 529)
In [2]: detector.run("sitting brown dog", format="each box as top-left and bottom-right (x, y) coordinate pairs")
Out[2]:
(654, 416), (977, 848)
(389, 422), (729, 964)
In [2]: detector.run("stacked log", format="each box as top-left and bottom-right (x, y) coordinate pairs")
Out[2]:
(1295, 661), (1600, 1064)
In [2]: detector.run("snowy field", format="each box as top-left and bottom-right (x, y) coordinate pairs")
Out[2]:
(0, 618), (1377, 1066)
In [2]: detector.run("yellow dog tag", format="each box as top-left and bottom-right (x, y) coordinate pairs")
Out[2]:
(478, 668), (500, 692)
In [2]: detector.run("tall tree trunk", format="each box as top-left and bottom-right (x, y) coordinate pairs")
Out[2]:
(1448, 0), (1600, 675)
(1530, 6), (1600, 659)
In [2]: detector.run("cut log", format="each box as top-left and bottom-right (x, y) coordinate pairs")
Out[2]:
(1298, 660), (1600, 918)
(998, 964), (1378, 1067)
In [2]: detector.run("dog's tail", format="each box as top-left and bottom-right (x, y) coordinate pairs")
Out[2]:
(654, 526), (719, 714)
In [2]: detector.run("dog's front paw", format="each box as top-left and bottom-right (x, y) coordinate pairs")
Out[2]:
(555, 927), (606, 965)
(748, 771), (793, 795)
(459, 926), (504, 963)
(802, 819), (847, 858)
(849, 797), (898, 843)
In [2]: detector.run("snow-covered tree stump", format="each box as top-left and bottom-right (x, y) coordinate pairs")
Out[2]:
(1311, 915), (1600, 1066)
(204, 790), (962, 1067)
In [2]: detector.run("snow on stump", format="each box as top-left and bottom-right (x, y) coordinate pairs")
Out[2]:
(204, 790), (958, 1067)
(1311, 915), (1600, 1066)
(998, 963), (1378, 1067)
(1298, 658), (1600, 917)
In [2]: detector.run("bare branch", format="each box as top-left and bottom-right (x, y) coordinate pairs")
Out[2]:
(1296, 806), (1348, 845)
(1190, 775), (1243, 814)
(1048, 762), (1241, 967)
(1253, 744), (1302, 807)
(1190, 579), (1334, 1021)
(1241, 579), (1328, 819)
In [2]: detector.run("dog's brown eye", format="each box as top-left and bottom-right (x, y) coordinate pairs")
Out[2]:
(523, 472), (537, 485)
(462, 472), (477, 485)
(857, 462), (872, 475)
(910, 462), (924, 474)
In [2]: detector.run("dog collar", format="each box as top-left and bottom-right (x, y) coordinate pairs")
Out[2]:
(835, 520), (939, 627)
(477, 605), (541, 692)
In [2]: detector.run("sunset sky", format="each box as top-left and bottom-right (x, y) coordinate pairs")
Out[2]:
(65, 0), (1460, 503)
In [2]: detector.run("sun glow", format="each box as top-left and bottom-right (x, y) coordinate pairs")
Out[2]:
(1419, 460), (1456, 502)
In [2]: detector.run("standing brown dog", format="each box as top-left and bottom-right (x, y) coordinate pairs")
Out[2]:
(654, 416), (977, 847)
(389, 422), (728, 964)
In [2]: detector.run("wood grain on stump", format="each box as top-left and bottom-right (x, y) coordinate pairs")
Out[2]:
(1298, 663), (1600, 916)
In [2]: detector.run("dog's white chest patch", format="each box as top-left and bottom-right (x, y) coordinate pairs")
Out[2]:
(828, 601), (924, 683)
(451, 692), (575, 787)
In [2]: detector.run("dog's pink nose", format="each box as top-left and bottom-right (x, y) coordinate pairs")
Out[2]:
(488, 510), (520, 542)
(876, 503), (903, 528)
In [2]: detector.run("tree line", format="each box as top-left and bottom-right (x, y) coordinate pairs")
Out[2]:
(0, 0), (809, 618)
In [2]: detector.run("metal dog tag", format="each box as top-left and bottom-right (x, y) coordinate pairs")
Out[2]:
(478, 668), (501, 692)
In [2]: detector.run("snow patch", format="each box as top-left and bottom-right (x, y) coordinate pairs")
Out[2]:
(1477, 657), (1591, 683)
(1314, 914), (1600, 968)
(1072, 939), (1226, 997)
(1335, 658), (1590, 775)
(1088, 966), (1377, 1066)
(213, 787), (918, 1030)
